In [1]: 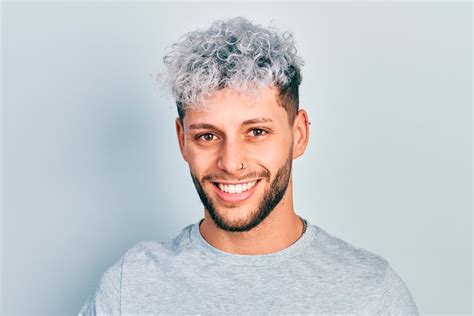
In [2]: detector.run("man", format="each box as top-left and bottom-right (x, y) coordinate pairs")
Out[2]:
(80, 17), (418, 314)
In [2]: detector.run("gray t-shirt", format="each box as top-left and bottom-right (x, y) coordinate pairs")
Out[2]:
(80, 219), (418, 314)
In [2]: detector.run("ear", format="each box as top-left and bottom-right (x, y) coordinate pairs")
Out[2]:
(175, 117), (188, 161)
(292, 109), (310, 160)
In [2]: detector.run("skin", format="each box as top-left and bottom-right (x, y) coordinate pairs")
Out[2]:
(175, 86), (310, 255)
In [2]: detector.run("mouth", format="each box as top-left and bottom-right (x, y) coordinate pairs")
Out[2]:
(210, 179), (261, 203)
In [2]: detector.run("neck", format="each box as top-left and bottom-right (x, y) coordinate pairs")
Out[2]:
(198, 183), (304, 255)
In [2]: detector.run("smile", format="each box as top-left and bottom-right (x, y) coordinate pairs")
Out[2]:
(211, 180), (261, 203)
(216, 180), (257, 194)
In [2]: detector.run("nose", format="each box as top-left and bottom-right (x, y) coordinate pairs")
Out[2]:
(216, 139), (246, 175)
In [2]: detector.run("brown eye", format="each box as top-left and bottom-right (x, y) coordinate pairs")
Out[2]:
(250, 129), (266, 137)
(199, 133), (217, 141)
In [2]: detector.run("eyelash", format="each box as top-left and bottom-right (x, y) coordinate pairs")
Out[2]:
(196, 129), (268, 142)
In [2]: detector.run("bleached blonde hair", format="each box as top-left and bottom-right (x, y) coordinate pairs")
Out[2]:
(159, 16), (304, 121)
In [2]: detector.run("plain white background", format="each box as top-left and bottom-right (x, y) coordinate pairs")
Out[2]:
(1, 1), (472, 315)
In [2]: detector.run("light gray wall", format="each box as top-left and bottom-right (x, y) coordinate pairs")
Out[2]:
(1, 2), (471, 315)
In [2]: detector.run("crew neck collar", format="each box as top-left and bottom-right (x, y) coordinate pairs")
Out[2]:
(189, 217), (318, 267)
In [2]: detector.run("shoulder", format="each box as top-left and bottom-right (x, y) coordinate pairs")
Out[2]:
(79, 225), (195, 315)
(376, 264), (419, 314)
(310, 225), (418, 314)
(308, 225), (388, 296)
(122, 223), (195, 266)
(312, 225), (389, 277)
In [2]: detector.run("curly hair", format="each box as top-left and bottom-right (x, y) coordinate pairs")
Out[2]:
(159, 16), (304, 122)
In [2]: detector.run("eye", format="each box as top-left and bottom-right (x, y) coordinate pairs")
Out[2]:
(249, 128), (267, 137)
(197, 133), (218, 142)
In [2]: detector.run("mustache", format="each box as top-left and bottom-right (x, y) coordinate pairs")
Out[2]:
(202, 170), (270, 183)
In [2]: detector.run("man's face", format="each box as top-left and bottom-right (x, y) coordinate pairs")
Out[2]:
(176, 87), (301, 232)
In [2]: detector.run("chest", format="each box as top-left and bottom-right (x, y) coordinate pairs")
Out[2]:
(119, 262), (380, 313)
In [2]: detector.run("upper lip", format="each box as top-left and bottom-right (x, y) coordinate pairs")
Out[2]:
(212, 179), (260, 185)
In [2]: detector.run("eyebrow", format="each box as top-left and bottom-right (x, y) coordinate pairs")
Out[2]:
(188, 118), (274, 131)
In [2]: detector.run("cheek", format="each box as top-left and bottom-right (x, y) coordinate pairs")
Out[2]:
(247, 137), (293, 167)
(186, 147), (216, 172)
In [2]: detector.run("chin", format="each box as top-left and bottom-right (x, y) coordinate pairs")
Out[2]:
(215, 205), (256, 222)
(211, 211), (261, 232)
(206, 194), (268, 232)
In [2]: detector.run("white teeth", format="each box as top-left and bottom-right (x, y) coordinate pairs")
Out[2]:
(235, 184), (243, 193)
(216, 180), (257, 194)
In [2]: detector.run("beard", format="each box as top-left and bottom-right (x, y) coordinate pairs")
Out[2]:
(190, 150), (293, 232)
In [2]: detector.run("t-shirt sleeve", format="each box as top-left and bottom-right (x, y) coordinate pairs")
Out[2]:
(79, 256), (124, 315)
(375, 265), (419, 315)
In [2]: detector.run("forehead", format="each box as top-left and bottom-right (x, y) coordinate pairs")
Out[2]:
(183, 87), (289, 128)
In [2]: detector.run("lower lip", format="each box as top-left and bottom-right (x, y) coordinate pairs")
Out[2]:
(211, 181), (260, 203)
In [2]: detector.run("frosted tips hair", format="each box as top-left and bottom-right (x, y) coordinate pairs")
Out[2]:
(159, 16), (304, 120)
